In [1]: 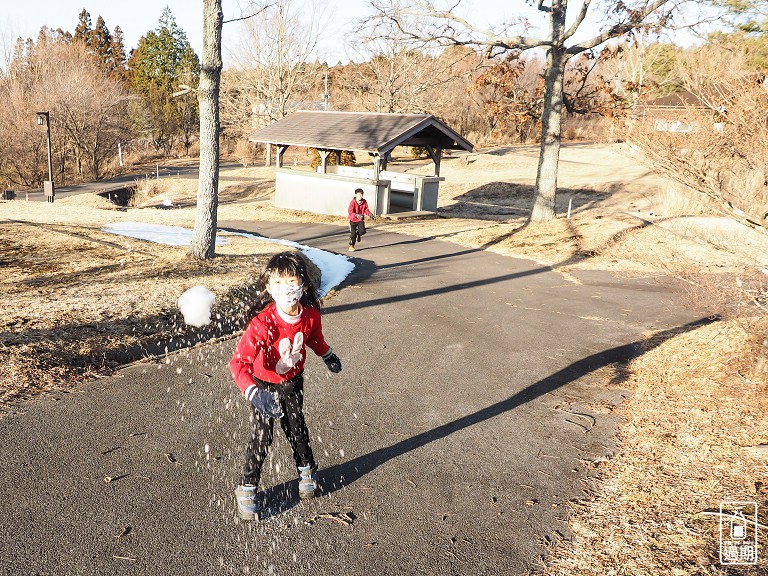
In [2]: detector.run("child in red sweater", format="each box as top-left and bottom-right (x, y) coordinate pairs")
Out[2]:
(347, 188), (375, 251)
(230, 251), (342, 521)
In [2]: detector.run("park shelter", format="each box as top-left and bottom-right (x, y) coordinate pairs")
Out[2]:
(247, 111), (473, 217)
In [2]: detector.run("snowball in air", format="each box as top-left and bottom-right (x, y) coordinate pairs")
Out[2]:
(178, 285), (216, 327)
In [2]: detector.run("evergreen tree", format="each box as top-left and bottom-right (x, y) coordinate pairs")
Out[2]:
(129, 7), (201, 154)
(73, 9), (92, 46)
(131, 7), (199, 94)
(91, 16), (113, 71)
(110, 25), (128, 82)
(707, 0), (767, 35)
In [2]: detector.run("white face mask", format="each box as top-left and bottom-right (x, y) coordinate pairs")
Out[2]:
(269, 283), (304, 310)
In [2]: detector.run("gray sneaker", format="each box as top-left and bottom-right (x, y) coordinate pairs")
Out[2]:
(235, 484), (260, 521)
(298, 465), (317, 499)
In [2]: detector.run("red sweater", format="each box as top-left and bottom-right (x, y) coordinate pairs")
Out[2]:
(348, 198), (371, 222)
(230, 303), (330, 395)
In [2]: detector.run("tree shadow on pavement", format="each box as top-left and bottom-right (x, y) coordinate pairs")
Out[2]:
(311, 316), (714, 497)
(256, 316), (713, 518)
(324, 262), (554, 315)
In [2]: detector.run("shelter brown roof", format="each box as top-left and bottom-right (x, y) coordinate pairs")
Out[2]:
(248, 110), (473, 154)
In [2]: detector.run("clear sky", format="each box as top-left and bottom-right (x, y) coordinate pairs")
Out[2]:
(1, 0), (691, 67)
(2, 1), (256, 59)
(2, 0), (368, 64)
(0, 1), (571, 61)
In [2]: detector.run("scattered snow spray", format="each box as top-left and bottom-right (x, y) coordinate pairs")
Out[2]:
(178, 285), (216, 327)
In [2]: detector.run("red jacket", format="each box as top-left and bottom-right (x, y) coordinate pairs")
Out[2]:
(348, 198), (371, 222)
(230, 303), (330, 395)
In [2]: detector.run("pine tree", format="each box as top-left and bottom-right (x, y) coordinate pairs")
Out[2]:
(91, 16), (113, 71)
(129, 7), (201, 154)
(73, 9), (92, 46)
(131, 8), (200, 94)
(110, 25), (128, 82)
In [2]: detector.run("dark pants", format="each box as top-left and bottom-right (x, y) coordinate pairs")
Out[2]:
(349, 219), (365, 246)
(242, 374), (315, 486)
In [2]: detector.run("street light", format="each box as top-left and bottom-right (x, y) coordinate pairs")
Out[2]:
(36, 111), (54, 203)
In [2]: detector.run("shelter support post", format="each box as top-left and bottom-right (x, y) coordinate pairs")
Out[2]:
(318, 149), (330, 173)
(425, 145), (443, 177)
(276, 145), (288, 168)
(373, 153), (389, 215)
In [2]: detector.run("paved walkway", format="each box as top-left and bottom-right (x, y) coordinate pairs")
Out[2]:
(20, 161), (240, 202)
(0, 221), (703, 575)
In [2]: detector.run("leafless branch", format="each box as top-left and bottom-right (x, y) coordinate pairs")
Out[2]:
(562, 0), (592, 42)
(222, 2), (274, 24)
(568, 0), (671, 54)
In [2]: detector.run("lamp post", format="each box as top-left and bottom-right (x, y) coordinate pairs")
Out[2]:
(36, 111), (54, 203)
(321, 65), (330, 111)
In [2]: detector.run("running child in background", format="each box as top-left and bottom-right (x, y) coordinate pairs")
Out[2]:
(230, 251), (343, 521)
(347, 187), (375, 252)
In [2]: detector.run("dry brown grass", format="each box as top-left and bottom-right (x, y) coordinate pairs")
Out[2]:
(545, 320), (768, 575)
(2, 143), (767, 574)
(0, 211), (286, 405)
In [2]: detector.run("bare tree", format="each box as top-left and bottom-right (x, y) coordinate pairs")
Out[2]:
(343, 11), (475, 115)
(369, 0), (706, 222)
(631, 39), (768, 233)
(47, 46), (130, 179)
(189, 0), (223, 260)
(227, 0), (328, 126)
(601, 31), (678, 114)
(190, 0), (273, 259)
(0, 32), (130, 187)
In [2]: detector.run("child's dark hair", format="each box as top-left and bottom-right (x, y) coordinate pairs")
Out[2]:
(249, 251), (321, 316)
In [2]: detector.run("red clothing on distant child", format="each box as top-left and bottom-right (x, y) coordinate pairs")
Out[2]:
(230, 302), (330, 394)
(348, 198), (372, 222)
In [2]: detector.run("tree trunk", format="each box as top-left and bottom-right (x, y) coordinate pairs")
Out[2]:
(190, 0), (223, 260)
(530, 2), (567, 223)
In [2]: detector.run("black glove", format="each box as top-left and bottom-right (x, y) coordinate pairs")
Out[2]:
(322, 349), (343, 373)
(248, 386), (283, 418)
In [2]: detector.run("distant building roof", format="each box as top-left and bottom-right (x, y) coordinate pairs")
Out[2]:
(248, 110), (473, 155)
(643, 91), (709, 109)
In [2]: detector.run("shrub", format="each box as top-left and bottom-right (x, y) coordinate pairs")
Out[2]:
(309, 149), (356, 169)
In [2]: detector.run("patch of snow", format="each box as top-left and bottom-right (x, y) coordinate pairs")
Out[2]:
(223, 230), (355, 297)
(102, 222), (228, 246)
(101, 222), (354, 297)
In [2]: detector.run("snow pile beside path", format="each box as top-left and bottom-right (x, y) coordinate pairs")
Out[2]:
(102, 222), (354, 297)
(103, 222), (229, 246)
(223, 230), (355, 297)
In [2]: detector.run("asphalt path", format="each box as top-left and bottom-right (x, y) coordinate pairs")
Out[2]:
(16, 161), (240, 202)
(0, 220), (704, 575)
